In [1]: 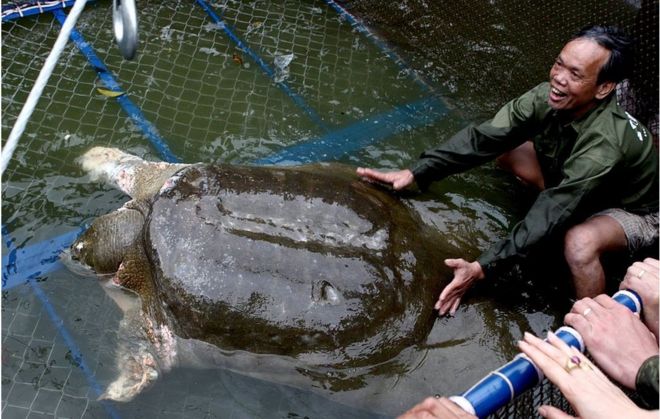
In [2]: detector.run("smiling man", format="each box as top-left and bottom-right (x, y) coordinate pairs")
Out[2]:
(357, 26), (659, 316)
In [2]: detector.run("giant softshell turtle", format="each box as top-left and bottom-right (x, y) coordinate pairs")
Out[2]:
(67, 147), (456, 401)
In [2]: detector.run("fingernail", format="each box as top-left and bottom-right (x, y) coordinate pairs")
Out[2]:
(538, 406), (547, 417)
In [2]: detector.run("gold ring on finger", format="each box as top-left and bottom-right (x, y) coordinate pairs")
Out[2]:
(565, 355), (581, 373)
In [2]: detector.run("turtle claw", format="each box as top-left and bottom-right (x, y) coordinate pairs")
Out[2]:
(100, 350), (159, 402)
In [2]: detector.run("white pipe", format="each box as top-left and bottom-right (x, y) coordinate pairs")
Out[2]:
(1, 0), (88, 176)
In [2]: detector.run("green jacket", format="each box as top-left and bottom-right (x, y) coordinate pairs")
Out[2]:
(410, 82), (659, 276)
(636, 355), (659, 409)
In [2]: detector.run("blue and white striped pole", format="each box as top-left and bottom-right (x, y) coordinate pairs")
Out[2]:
(449, 290), (643, 418)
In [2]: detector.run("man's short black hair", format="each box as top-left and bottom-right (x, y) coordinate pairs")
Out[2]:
(571, 25), (634, 85)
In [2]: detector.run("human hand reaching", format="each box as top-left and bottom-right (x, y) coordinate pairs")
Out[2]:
(397, 396), (477, 419)
(435, 259), (484, 316)
(356, 167), (415, 191)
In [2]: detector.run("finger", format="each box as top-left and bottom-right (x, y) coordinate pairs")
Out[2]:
(592, 294), (618, 309)
(627, 261), (649, 279)
(449, 297), (461, 316)
(538, 405), (575, 419)
(437, 397), (472, 417)
(398, 397), (435, 416)
(518, 337), (570, 384)
(569, 298), (592, 315)
(438, 283), (454, 303)
(545, 330), (574, 355)
(444, 258), (463, 269)
(392, 175), (412, 191)
(356, 168), (390, 183)
(525, 331), (570, 361)
(563, 312), (591, 338)
(642, 258), (659, 268)
(438, 297), (456, 316)
(406, 397), (462, 419)
(437, 279), (462, 311)
(415, 397), (440, 412)
(640, 260), (660, 277)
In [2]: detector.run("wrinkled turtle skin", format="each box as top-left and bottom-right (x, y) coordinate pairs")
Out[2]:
(69, 147), (454, 399)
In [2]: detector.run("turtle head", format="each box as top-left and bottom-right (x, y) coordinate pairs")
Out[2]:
(70, 207), (145, 275)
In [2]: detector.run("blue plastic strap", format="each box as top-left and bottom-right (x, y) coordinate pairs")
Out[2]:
(194, 0), (328, 131)
(52, 8), (179, 163)
(255, 96), (447, 165)
(322, 0), (436, 94)
(2, 227), (85, 290)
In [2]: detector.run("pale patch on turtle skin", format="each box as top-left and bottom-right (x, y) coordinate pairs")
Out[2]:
(78, 147), (187, 200)
(99, 318), (177, 403)
(78, 147), (142, 196)
(100, 347), (159, 402)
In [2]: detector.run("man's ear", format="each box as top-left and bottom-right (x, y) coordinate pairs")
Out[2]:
(595, 81), (616, 100)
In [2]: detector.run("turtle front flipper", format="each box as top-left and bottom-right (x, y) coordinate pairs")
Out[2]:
(97, 266), (176, 402)
(103, 243), (178, 402)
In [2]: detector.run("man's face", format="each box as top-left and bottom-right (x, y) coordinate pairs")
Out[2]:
(548, 38), (612, 119)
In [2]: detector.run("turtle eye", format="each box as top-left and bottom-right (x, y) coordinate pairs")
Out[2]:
(71, 240), (89, 262)
(71, 241), (83, 259)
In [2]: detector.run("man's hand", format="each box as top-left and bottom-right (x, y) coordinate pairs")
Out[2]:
(564, 295), (659, 389)
(619, 258), (659, 341)
(435, 259), (485, 316)
(356, 167), (414, 191)
(398, 396), (476, 419)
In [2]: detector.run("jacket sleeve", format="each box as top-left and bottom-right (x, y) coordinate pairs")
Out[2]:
(477, 132), (621, 276)
(635, 355), (659, 409)
(410, 84), (546, 190)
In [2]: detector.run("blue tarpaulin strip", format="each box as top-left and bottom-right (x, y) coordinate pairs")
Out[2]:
(1, 226), (121, 419)
(194, 0), (329, 132)
(1, 227), (84, 290)
(52, 8), (180, 163)
(254, 95), (447, 165)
